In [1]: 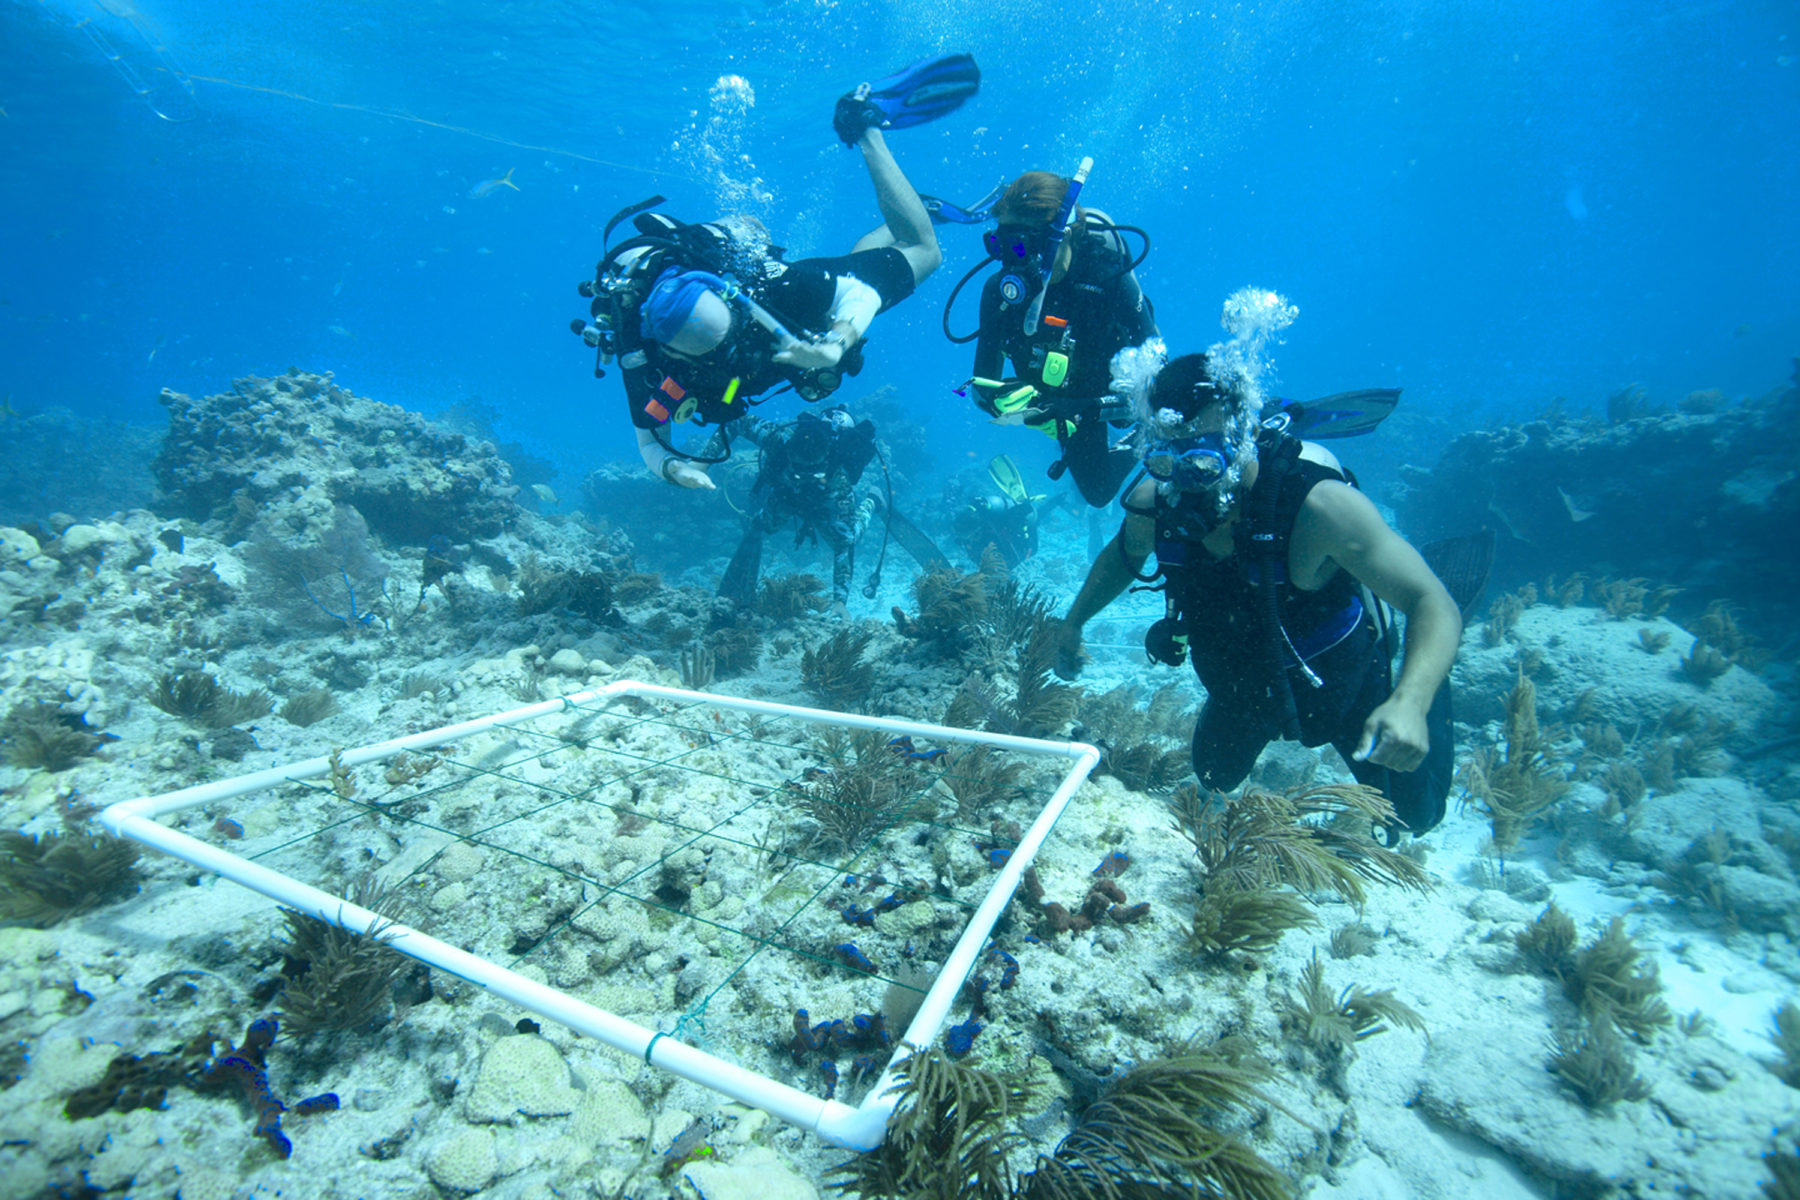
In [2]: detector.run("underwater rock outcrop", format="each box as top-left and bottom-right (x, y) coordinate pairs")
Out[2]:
(1396, 365), (1800, 629)
(154, 370), (520, 544)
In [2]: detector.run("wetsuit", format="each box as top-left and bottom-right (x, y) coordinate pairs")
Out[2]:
(953, 495), (1038, 569)
(619, 243), (916, 435)
(1153, 436), (1452, 834)
(971, 223), (1157, 506)
(723, 413), (879, 604)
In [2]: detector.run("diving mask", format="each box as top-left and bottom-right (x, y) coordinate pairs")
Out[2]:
(1144, 433), (1232, 494)
(983, 225), (1045, 264)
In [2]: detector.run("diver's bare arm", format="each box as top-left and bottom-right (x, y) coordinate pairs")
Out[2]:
(1062, 505), (1155, 631)
(1306, 483), (1460, 707)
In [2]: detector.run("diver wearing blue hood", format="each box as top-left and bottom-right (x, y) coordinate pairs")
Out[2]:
(571, 55), (979, 490)
(1050, 353), (1462, 839)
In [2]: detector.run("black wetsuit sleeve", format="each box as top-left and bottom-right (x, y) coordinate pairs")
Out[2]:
(620, 329), (663, 432)
(969, 279), (1010, 415)
(1119, 268), (1158, 341)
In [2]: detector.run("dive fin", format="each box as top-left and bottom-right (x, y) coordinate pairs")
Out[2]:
(1420, 528), (1496, 620)
(1280, 388), (1400, 439)
(876, 505), (952, 573)
(988, 455), (1029, 505)
(718, 528), (765, 606)
(921, 179), (1006, 226)
(859, 53), (980, 130)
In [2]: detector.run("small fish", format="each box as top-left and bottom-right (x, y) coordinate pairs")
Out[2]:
(147, 335), (165, 364)
(1557, 486), (1595, 523)
(530, 483), (558, 505)
(327, 325), (354, 339)
(469, 167), (520, 199)
(905, 747), (948, 764)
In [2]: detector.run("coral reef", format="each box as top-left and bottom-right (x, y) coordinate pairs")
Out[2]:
(760, 572), (830, 620)
(1396, 374), (1800, 635)
(1765, 1002), (1800, 1089)
(279, 688), (339, 727)
(276, 874), (413, 1036)
(1458, 671), (1569, 851)
(937, 743), (1029, 821)
(1545, 1016), (1650, 1111)
(515, 554), (618, 624)
(1515, 901), (1578, 977)
(0, 828), (141, 927)
(1077, 681), (1195, 793)
(797, 728), (930, 853)
(1015, 1048), (1294, 1200)
(64, 1017), (339, 1158)
(0, 701), (108, 771)
(831, 1048), (1026, 1200)
(155, 370), (518, 543)
(800, 628), (877, 710)
(1565, 917), (1672, 1041)
(149, 671), (273, 728)
(1279, 951), (1427, 1053)
(891, 566), (988, 657)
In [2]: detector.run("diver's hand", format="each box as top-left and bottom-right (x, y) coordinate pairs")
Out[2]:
(663, 460), (717, 490)
(1049, 618), (1088, 681)
(1023, 394), (1089, 424)
(1353, 697), (1429, 773)
(773, 337), (846, 372)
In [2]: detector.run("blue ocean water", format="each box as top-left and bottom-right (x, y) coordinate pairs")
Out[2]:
(2, 0), (1797, 492)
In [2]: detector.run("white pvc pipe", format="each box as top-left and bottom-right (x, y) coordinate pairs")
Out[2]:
(98, 680), (1100, 1151)
(821, 740), (1102, 1150)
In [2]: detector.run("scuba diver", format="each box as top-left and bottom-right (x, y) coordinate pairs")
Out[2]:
(718, 408), (883, 611)
(1049, 352), (1463, 839)
(569, 54), (980, 490)
(952, 454), (1042, 569)
(935, 164), (1158, 508)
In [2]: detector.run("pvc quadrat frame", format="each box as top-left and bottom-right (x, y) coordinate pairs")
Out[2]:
(100, 680), (1099, 1150)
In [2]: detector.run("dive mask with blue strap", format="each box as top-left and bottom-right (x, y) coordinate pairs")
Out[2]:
(1144, 432), (1232, 494)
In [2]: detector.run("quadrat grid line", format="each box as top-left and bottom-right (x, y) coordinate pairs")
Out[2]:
(100, 680), (1100, 1150)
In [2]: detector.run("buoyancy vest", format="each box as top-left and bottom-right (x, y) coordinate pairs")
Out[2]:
(1152, 432), (1366, 707)
(984, 227), (1151, 400)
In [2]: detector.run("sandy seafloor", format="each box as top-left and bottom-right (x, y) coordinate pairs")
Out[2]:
(1, 477), (1797, 1200)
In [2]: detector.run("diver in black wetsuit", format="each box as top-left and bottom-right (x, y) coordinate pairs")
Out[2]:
(1050, 353), (1462, 837)
(962, 169), (1158, 508)
(718, 409), (880, 611)
(569, 56), (979, 490)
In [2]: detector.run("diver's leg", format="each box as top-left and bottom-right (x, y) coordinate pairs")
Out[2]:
(1191, 696), (1276, 793)
(848, 129), (941, 286)
(1059, 414), (1137, 508)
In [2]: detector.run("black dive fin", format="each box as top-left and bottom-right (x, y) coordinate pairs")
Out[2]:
(1420, 528), (1496, 620)
(718, 528), (765, 605)
(878, 505), (952, 573)
(1280, 388), (1400, 439)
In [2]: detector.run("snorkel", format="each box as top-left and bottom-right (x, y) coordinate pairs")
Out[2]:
(1019, 157), (1092, 336)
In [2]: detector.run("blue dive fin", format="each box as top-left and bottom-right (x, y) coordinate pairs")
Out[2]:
(862, 52), (980, 129)
(1277, 388), (1400, 439)
(921, 180), (1007, 225)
